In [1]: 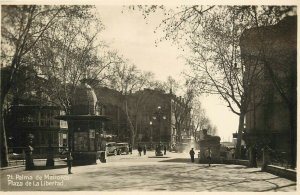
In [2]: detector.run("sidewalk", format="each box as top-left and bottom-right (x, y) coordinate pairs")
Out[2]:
(0, 158), (67, 171)
(1, 156), (296, 191)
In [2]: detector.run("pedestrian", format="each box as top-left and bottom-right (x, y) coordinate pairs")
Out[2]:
(250, 145), (258, 167)
(155, 145), (159, 155)
(138, 144), (142, 156)
(206, 147), (212, 167)
(241, 145), (246, 159)
(143, 145), (147, 155)
(189, 148), (195, 163)
(67, 151), (73, 174)
(163, 145), (167, 155)
(25, 142), (34, 170)
(129, 144), (132, 154)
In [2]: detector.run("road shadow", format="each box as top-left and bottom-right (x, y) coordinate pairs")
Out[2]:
(24, 165), (67, 171)
(247, 170), (263, 174)
(148, 156), (170, 159)
(158, 158), (194, 163)
(41, 162), (296, 192)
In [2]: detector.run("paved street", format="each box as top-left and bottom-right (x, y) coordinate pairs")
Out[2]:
(0, 151), (296, 192)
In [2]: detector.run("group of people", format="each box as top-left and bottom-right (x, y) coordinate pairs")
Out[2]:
(155, 144), (167, 155)
(137, 144), (147, 156)
(136, 144), (168, 156)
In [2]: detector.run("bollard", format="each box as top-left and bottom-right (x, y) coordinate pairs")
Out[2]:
(100, 151), (106, 163)
(262, 148), (270, 171)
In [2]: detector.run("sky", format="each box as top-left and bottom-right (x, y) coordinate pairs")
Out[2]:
(96, 5), (239, 142)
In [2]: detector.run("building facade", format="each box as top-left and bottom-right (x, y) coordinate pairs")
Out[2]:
(6, 105), (68, 155)
(95, 86), (128, 141)
(95, 87), (192, 147)
(5, 84), (192, 154)
(240, 16), (297, 165)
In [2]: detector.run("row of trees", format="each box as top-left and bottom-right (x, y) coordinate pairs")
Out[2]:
(134, 5), (296, 167)
(1, 5), (104, 167)
(1, 5), (153, 166)
(164, 77), (217, 143)
(1, 5), (216, 166)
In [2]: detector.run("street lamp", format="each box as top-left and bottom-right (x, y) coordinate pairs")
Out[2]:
(149, 121), (153, 149)
(152, 106), (166, 156)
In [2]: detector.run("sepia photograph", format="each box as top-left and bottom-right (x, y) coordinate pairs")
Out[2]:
(0, 0), (298, 192)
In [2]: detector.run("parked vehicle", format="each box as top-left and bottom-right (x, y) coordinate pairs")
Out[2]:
(105, 142), (118, 156)
(172, 143), (189, 153)
(116, 142), (129, 155)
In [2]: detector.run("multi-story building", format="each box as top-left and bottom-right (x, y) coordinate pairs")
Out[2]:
(6, 105), (68, 155)
(6, 82), (192, 156)
(240, 16), (297, 165)
(130, 88), (174, 145)
(95, 87), (192, 147)
(94, 87), (128, 141)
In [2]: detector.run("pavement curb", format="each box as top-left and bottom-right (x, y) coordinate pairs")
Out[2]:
(0, 165), (25, 171)
(1, 159), (67, 171)
(148, 156), (170, 158)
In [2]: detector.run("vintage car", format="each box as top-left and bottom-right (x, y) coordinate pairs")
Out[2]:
(105, 142), (118, 156)
(116, 142), (129, 155)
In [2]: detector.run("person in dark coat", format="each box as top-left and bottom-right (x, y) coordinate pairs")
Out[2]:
(67, 151), (73, 174)
(129, 144), (132, 154)
(25, 144), (34, 170)
(138, 145), (142, 156)
(143, 145), (147, 155)
(250, 145), (258, 167)
(25, 139), (34, 170)
(189, 148), (195, 163)
(163, 145), (167, 155)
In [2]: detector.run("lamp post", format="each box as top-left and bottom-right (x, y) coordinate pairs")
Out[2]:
(152, 106), (166, 156)
(149, 121), (153, 150)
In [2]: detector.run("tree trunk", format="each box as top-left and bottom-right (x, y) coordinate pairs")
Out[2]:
(131, 133), (135, 149)
(67, 121), (74, 152)
(0, 93), (9, 167)
(235, 113), (245, 159)
(1, 112), (9, 167)
(0, 73), (11, 167)
(289, 104), (296, 169)
(289, 54), (297, 169)
(124, 98), (135, 146)
(176, 122), (181, 142)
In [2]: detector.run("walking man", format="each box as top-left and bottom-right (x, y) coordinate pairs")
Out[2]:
(143, 145), (147, 155)
(67, 151), (73, 174)
(138, 145), (142, 156)
(189, 148), (195, 163)
(206, 147), (212, 167)
(129, 144), (132, 154)
(25, 140), (34, 170)
(163, 145), (167, 155)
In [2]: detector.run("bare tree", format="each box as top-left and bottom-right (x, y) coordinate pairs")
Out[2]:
(106, 61), (156, 146)
(29, 14), (120, 115)
(157, 76), (180, 94)
(133, 5), (295, 159)
(1, 5), (97, 167)
(190, 100), (207, 135)
(170, 7), (266, 159)
(172, 88), (193, 143)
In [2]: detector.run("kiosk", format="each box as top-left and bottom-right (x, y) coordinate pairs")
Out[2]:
(55, 82), (110, 165)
